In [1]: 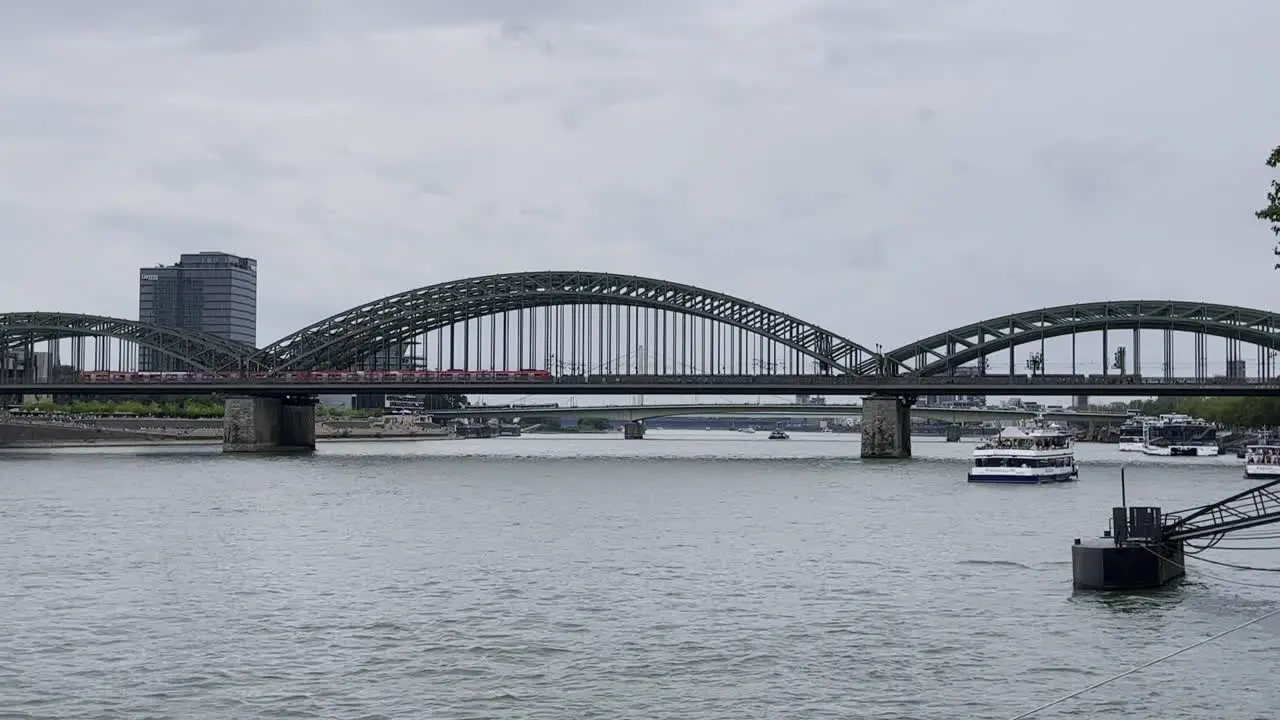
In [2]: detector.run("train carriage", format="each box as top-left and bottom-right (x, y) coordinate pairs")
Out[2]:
(77, 368), (556, 383)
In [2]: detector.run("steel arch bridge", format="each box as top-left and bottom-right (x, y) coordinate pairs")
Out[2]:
(253, 271), (884, 373)
(0, 312), (263, 372)
(870, 301), (1280, 377)
(6, 290), (1280, 382)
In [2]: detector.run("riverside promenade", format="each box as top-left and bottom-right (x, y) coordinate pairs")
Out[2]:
(0, 417), (455, 449)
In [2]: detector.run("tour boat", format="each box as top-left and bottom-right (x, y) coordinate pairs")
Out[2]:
(969, 418), (1078, 484)
(1244, 444), (1280, 479)
(1140, 414), (1219, 457)
(1117, 416), (1154, 452)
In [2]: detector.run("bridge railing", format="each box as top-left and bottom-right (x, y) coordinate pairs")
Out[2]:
(3, 371), (1279, 387)
(557, 374), (1276, 386)
(1163, 478), (1280, 542)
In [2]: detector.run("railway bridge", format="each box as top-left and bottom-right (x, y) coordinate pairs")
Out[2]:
(4, 271), (1278, 455)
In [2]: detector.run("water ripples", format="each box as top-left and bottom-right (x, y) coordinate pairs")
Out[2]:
(1, 434), (1278, 718)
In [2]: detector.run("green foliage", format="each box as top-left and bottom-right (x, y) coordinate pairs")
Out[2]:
(423, 393), (470, 411)
(576, 417), (612, 431)
(1174, 397), (1280, 428)
(1108, 396), (1280, 428)
(1125, 397), (1182, 415)
(315, 406), (382, 419)
(21, 398), (224, 418)
(1260, 145), (1280, 267)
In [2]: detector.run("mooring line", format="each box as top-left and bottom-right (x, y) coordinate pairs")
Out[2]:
(1005, 604), (1280, 719)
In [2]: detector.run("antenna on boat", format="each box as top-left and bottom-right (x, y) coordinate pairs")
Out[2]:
(1120, 465), (1127, 509)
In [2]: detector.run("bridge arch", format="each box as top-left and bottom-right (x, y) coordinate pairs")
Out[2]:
(257, 271), (883, 373)
(0, 312), (260, 371)
(873, 301), (1280, 376)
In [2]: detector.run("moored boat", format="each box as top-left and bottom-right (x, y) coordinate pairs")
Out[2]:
(1140, 414), (1219, 457)
(1244, 444), (1280, 479)
(969, 418), (1078, 484)
(1117, 415), (1154, 452)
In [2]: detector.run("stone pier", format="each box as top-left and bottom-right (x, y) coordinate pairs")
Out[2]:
(223, 395), (317, 453)
(860, 395), (913, 459)
(623, 420), (646, 439)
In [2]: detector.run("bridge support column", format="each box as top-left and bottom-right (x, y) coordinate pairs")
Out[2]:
(860, 395), (913, 459)
(623, 420), (646, 439)
(223, 395), (316, 453)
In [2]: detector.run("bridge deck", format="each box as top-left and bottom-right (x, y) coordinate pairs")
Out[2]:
(0, 377), (1275, 396)
(430, 403), (1130, 422)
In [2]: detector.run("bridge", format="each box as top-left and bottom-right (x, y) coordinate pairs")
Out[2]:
(429, 403), (1131, 425)
(1, 376), (1272, 397)
(3, 270), (1277, 455)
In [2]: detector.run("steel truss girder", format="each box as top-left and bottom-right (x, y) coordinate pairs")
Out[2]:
(866, 301), (1280, 377)
(1163, 478), (1280, 542)
(256, 271), (883, 373)
(0, 312), (261, 371)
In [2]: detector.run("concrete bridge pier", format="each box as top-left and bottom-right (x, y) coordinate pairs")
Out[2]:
(223, 395), (317, 453)
(623, 420), (646, 439)
(860, 394), (914, 459)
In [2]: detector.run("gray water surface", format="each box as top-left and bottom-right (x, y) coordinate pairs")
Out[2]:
(2, 431), (1277, 719)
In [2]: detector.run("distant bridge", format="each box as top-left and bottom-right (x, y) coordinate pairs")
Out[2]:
(6, 273), (1280, 384)
(2, 371), (1280, 394)
(6, 270), (1278, 454)
(430, 403), (1131, 425)
(1, 376), (1277, 397)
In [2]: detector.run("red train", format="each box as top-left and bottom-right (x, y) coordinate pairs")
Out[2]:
(78, 369), (555, 383)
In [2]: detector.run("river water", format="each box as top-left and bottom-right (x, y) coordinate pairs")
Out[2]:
(2, 431), (1277, 719)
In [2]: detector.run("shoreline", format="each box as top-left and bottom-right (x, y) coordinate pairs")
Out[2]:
(0, 434), (459, 450)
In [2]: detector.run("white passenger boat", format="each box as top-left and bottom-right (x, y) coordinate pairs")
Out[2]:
(969, 418), (1078, 484)
(1117, 415), (1154, 452)
(1244, 444), (1280, 479)
(1140, 414), (1220, 457)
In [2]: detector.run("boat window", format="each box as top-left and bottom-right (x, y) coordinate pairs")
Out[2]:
(1247, 446), (1280, 464)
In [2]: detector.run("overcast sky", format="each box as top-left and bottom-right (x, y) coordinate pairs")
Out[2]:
(2, 0), (1278, 386)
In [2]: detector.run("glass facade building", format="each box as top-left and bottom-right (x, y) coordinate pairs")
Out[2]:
(138, 252), (257, 371)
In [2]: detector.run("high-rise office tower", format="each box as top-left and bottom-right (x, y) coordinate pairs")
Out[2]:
(138, 252), (257, 371)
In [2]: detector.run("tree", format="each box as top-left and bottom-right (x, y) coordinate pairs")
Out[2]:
(422, 393), (469, 411)
(577, 417), (612, 431)
(1123, 396), (1280, 428)
(1259, 145), (1280, 268)
(18, 396), (225, 418)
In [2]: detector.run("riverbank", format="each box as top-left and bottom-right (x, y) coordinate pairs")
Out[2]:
(0, 417), (458, 449)
(0, 433), (460, 450)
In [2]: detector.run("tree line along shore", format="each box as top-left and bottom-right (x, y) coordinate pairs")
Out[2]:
(9, 395), (1280, 430)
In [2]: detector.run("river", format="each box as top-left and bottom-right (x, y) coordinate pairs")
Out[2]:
(1, 431), (1276, 719)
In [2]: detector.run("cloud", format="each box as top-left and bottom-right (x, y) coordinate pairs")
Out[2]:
(0, 0), (1277, 373)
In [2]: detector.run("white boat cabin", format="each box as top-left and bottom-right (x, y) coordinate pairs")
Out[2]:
(1245, 445), (1280, 465)
(979, 425), (1072, 452)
